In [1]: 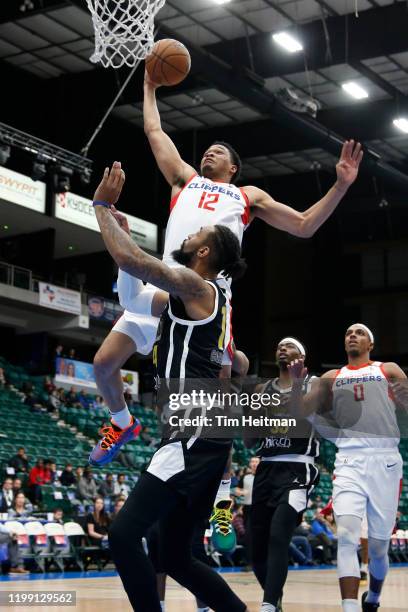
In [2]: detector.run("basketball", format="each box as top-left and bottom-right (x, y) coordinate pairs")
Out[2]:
(145, 39), (191, 86)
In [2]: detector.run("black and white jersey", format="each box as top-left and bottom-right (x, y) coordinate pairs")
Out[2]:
(258, 377), (319, 459)
(154, 280), (228, 380)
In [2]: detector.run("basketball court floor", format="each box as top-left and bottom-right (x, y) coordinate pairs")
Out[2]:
(1, 567), (407, 611)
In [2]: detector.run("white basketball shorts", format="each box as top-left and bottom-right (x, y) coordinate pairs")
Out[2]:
(332, 448), (402, 540)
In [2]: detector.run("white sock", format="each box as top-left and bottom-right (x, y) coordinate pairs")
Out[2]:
(361, 562), (368, 573)
(365, 590), (380, 604)
(342, 599), (359, 612)
(160, 602), (165, 611)
(261, 603), (276, 612)
(111, 405), (132, 429)
(215, 479), (231, 503)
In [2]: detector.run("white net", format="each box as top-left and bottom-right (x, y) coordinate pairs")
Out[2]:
(86, 0), (166, 68)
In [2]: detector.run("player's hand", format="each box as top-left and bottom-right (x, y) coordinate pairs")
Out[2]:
(287, 359), (308, 383)
(144, 69), (161, 90)
(93, 161), (125, 206)
(110, 205), (130, 235)
(335, 140), (363, 191)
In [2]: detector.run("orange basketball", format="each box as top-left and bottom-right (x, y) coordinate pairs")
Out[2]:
(145, 39), (191, 86)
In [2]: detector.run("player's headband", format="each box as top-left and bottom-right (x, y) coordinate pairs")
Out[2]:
(348, 323), (375, 344)
(279, 337), (306, 357)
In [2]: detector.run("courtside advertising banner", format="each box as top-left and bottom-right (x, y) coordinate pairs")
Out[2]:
(0, 166), (46, 213)
(54, 192), (158, 251)
(55, 357), (138, 397)
(39, 282), (81, 315)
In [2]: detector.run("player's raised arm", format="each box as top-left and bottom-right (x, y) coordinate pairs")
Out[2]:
(287, 360), (334, 418)
(93, 163), (209, 306)
(245, 140), (363, 238)
(144, 73), (195, 189)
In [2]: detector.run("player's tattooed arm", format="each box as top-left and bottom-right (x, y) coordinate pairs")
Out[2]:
(93, 165), (213, 308)
(144, 73), (196, 189)
(383, 362), (408, 413)
(244, 140), (363, 238)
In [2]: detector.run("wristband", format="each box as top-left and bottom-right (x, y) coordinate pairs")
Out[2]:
(93, 200), (111, 208)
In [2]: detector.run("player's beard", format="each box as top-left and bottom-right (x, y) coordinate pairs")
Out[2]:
(172, 248), (194, 267)
(348, 348), (361, 358)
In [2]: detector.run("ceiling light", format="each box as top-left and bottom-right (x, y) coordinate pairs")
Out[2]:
(273, 32), (303, 53)
(31, 155), (48, 182)
(51, 165), (73, 193)
(342, 82), (369, 100)
(393, 117), (408, 134)
(213, 0), (231, 4)
(0, 144), (11, 166)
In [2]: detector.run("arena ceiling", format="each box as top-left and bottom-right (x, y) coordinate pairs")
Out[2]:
(0, 0), (408, 183)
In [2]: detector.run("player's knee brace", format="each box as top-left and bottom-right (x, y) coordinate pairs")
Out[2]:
(368, 537), (389, 581)
(335, 514), (361, 579)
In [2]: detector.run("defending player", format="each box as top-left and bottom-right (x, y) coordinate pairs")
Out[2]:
(90, 70), (363, 466)
(288, 324), (406, 612)
(93, 162), (248, 612)
(250, 338), (319, 612)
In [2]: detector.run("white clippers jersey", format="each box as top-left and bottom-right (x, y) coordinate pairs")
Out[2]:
(330, 361), (399, 451)
(162, 174), (250, 268)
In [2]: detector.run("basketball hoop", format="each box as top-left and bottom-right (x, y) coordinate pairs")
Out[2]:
(86, 0), (166, 68)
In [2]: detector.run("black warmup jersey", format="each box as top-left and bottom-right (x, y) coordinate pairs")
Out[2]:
(154, 280), (227, 379)
(258, 377), (320, 459)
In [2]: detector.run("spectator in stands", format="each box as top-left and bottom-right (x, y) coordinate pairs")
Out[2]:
(77, 467), (98, 505)
(86, 496), (111, 545)
(47, 460), (57, 484)
(78, 390), (92, 409)
(309, 494), (323, 509)
(0, 478), (14, 512)
(75, 466), (83, 482)
(55, 344), (65, 358)
(231, 503), (245, 546)
(68, 348), (76, 360)
(8, 492), (33, 518)
(24, 391), (43, 413)
(310, 509), (337, 564)
(94, 395), (106, 410)
(112, 496), (126, 518)
(0, 524), (29, 575)
(47, 389), (61, 413)
(60, 463), (76, 487)
(28, 458), (47, 504)
(12, 478), (23, 496)
(8, 447), (29, 473)
(65, 387), (80, 408)
(114, 474), (130, 498)
(43, 376), (55, 395)
(98, 474), (115, 500)
(53, 508), (64, 524)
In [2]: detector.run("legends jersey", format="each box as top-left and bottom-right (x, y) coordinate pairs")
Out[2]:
(330, 361), (400, 451)
(153, 280), (228, 380)
(162, 174), (250, 267)
(258, 377), (319, 459)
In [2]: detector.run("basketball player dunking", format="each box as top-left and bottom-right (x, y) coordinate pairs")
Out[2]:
(288, 324), (407, 612)
(250, 338), (320, 612)
(93, 162), (248, 612)
(90, 71), (364, 470)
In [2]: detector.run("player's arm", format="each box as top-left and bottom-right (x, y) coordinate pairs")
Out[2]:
(382, 362), (408, 412)
(245, 140), (363, 238)
(287, 361), (335, 418)
(94, 163), (213, 312)
(144, 74), (196, 189)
